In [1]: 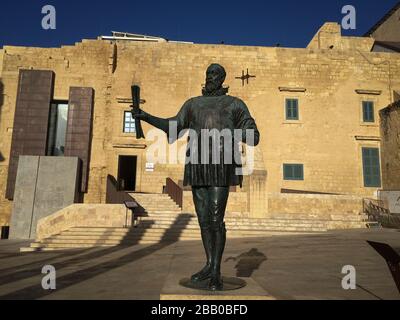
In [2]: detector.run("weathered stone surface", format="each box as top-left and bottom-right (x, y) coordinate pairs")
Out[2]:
(268, 193), (364, 215)
(9, 156), (40, 239)
(380, 101), (400, 191)
(36, 204), (127, 240)
(9, 156), (80, 239)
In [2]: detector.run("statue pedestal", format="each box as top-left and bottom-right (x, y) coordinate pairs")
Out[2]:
(160, 273), (275, 300)
(179, 276), (246, 291)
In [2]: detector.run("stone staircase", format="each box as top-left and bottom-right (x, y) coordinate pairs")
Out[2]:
(128, 192), (182, 214)
(20, 193), (370, 252)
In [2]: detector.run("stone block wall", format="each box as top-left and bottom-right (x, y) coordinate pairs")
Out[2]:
(380, 100), (400, 190)
(36, 204), (127, 241)
(1, 23), (400, 225)
(268, 193), (363, 215)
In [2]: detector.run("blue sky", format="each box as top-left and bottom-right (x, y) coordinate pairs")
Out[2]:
(0, 0), (398, 48)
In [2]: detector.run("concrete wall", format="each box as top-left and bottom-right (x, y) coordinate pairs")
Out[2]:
(1, 23), (400, 224)
(380, 101), (400, 190)
(9, 156), (80, 239)
(369, 6), (400, 42)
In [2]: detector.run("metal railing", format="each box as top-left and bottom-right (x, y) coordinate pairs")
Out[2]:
(105, 174), (136, 204)
(363, 198), (389, 223)
(165, 178), (183, 208)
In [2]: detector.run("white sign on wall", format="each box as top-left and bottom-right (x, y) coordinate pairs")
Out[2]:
(145, 162), (154, 172)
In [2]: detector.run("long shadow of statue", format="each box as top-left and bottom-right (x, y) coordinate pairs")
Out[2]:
(225, 248), (267, 277)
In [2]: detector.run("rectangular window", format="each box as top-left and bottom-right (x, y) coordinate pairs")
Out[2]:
(123, 111), (136, 133)
(362, 147), (381, 187)
(47, 101), (68, 156)
(285, 98), (299, 120)
(283, 164), (304, 180)
(362, 101), (374, 122)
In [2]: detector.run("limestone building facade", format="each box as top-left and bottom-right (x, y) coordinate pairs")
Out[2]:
(0, 22), (400, 226)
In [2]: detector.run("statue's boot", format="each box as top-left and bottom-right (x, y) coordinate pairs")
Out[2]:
(208, 222), (226, 291)
(191, 226), (213, 282)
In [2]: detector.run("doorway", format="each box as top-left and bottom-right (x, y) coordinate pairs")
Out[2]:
(118, 155), (137, 191)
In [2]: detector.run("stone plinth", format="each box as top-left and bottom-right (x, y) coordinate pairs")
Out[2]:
(160, 273), (275, 300)
(9, 156), (81, 239)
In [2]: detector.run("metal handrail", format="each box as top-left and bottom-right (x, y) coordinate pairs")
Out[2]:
(363, 198), (389, 222)
(165, 178), (183, 208)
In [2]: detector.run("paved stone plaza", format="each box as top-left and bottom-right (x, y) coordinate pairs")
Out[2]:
(0, 228), (399, 300)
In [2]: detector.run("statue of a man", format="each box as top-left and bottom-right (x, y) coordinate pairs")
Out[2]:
(132, 63), (259, 290)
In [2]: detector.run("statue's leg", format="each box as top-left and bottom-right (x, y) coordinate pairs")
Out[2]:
(208, 186), (229, 290)
(191, 186), (213, 282)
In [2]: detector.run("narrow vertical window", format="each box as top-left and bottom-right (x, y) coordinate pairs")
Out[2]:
(123, 111), (136, 133)
(47, 102), (68, 156)
(285, 98), (299, 120)
(362, 147), (381, 187)
(362, 101), (374, 122)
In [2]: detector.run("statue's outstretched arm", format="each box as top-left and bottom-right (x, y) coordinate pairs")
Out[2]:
(131, 98), (192, 143)
(131, 107), (171, 133)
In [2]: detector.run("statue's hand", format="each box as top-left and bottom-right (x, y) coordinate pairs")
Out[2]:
(130, 106), (148, 120)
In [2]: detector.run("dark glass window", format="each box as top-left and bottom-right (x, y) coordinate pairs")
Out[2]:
(283, 164), (304, 180)
(124, 111), (136, 133)
(47, 102), (68, 156)
(362, 147), (381, 187)
(285, 98), (299, 120)
(362, 101), (374, 122)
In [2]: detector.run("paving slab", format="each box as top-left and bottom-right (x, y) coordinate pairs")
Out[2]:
(0, 228), (399, 300)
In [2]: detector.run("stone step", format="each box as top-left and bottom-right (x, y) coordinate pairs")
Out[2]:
(135, 220), (328, 228)
(68, 227), (130, 233)
(270, 213), (367, 222)
(133, 225), (328, 232)
(59, 232), (131, 238)
(127, 229), (324, 236)
(138, 216), (329, 224)
(29, 242), (117, 248)
(141, 212), (191, 217)
(141, 209), (182, 213)
(39, 239), (124, 245)
(138, 213), (364, 222)
(63, 219), (330, 232)
(51, 234), (135, 240)
(51, 227), (317, 240)
(20, 246), (84, 252)
(141, 208), (182, 216)
(20, 238), (186, 251)
(23, 227), (326, 251)
(139, 214), (330, 221)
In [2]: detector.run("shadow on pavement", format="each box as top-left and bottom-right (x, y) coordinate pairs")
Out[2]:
(0, 214), (192, 299)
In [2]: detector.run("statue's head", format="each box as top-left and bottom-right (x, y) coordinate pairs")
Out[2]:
(204, 63), (226, 93)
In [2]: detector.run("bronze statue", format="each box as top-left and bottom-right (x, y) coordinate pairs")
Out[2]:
(132, 63), (259, 290)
